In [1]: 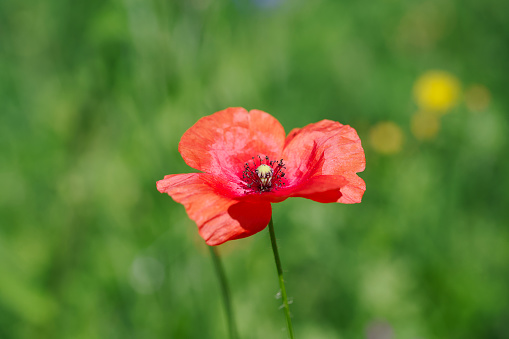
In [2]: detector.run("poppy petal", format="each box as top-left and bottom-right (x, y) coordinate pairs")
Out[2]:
(290, 175), (346, 196)
(291, 175), (365, 203)
(157, 173), (272, 245)
(179, 108), (286, 178)
(283, 120), (366, 203)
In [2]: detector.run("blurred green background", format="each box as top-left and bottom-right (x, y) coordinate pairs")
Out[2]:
(1, 0), (508, 338)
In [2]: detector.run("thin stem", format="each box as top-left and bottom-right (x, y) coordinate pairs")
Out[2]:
(268, 217), (295, 339)
(209, 246), (239, 339)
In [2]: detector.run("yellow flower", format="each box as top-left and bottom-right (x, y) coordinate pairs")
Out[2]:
(413, 70), (461, 113)
(369, 122), (404, 155)
(411, 111), (440, 140)
(465, 84), (491, 113)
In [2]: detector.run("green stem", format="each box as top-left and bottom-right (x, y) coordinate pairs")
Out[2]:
(209, 246), (239, 339)
(268, 217), (295, 339)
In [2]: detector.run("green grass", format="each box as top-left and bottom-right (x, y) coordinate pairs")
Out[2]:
(1, 0), (508, 338)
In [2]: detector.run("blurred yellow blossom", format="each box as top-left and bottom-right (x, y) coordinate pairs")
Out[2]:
(395, 2), (445, 53)
(413, 70), (461, 113)
(465, 84), (491, 112)
(411, 111), (440, 140)
(369, 122), (404, 154)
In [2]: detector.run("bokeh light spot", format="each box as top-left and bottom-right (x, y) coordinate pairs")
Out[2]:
(366, 320), (394, 339)
(369, 122), (404, 155)
(395, 2), (445, 53)
(411, 111), (440, 141)
(129, 256), (165, 295)
(413, 70), (461, 113)
(465, 84), (491, 113)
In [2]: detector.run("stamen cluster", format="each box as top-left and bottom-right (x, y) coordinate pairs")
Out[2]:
(242, 155), (286, 193)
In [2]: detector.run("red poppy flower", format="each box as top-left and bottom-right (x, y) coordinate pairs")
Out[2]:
(157, 107), (366, 246)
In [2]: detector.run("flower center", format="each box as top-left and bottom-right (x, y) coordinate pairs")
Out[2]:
(242, 155), (286, 193)
(256, 164), (273, 186)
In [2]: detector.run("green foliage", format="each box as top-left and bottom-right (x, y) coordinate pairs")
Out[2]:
(1, 0), (508, 338)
